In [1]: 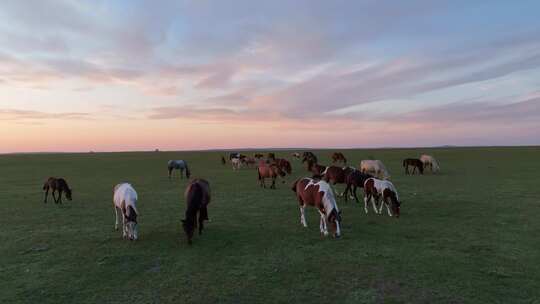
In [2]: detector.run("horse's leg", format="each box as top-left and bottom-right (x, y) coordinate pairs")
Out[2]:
(58, 190), (62, 204)
(52, 190), (58, 204)
(364, 194), (370, 214)
(344, 184), (350, 202)
(271, 177), (276, 189)
(114, 206), (120, 231)
(386, 199), (393, 217)
(412, 166), (417, 175)
(318, 211), (328, 236)
(122, 213), (127, 239)
(43, 188), (49, 203)
(299, 204), (307, 227)
(372, 196), (380, 214)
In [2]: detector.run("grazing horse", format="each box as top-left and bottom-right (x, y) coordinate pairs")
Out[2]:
(306, 159), (327, 177)
(403, 158), (424, 175)
(242, 157), (257, 168)
(168, 160), (191, 179)
(267, 152), (276, 161)
(257, 162), (286, 189)
(363, 178), (400, 218)
(182, 178), (211, 245)
(360, 160), (390, 179)
(254, 153), (264, 159)
(231, 157), (242, 170)
(302, 151), (318, 164)
(322, 166), (356, 197)
(221, 156), (226, 165)
(331, 152), (347, 164)
(113, 183), (140, 240)
(420, 154), (440, 173)
(43, 177), (72, 204)
(292, 177), (342, 238)
(229, 152), (241, 160)
(273, 158), (292, 175)
(344, 171), (373, 203)
(292, 152), (301, 159)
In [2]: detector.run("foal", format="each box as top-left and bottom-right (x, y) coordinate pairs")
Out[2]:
(363, 178), (401, 217)
(43, 177), (72, 204)
(182, 179), (211, 245)
(343, 171), (373, 203)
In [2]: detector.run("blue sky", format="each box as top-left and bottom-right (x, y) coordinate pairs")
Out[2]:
(0, 0), (539, 152)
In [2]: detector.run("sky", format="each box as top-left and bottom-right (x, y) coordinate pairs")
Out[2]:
(1, 0), (539, 153)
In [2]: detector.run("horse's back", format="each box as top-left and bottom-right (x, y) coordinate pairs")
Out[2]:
(114, 183), (137, 206)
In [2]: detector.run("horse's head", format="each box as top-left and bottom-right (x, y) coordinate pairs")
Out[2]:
(123, 206), (138, 240)
(327, 208), (342, 238)
(390, 194), (401, 218)
(65, 188), (73, 200)
(181, 219), (194, 245)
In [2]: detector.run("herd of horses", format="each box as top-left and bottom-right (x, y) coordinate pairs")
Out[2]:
(41, 151), (440, 243)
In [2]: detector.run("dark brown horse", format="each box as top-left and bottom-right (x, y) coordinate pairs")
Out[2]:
(322, 166), (356, 197)
(273, 158), (292, 175)
(331, 152), (347, 164)
(344, 170), (373, 203)
(403, 158), (424, 175)
(254, 153), (264, 159)
(43, 177), (72, 204)
(302, 151), (318, 164)
(182, 179), (211, 245)
(267, 152), (276, 161)
(306, 159), (327, 177)
(257, 162), (286, 189)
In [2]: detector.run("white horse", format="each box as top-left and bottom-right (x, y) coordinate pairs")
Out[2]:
(231, 157), (242, 170)
(113, 183), (140, 240)
(420, 154), (440, 173)
(360, 160), (390, 179)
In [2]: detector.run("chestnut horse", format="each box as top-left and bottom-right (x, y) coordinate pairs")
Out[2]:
(182, 179), (211, 245)
(403, 158), (424, 175)
(331, 152), (347, 164)
(43, 177), (72, 204)
(257, 162), (286, 189)
(344, 170), (373, 203)
(273, 158), (292, 175)
(363, 178), (401, 217)
(292, 177), (342, 238)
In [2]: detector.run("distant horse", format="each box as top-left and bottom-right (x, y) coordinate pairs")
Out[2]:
(182, 178), (211, 245)
(331, 152), (347, 164)
(168, 160), (191, 179)
(302, 152), (318, 164)
(267, 152), (276, 161)
(254, 153), (264, 159)
(273, 158), (292, 175)
(363, 178), (401, 217)
(344, 171), (373, 203)
(229, 152), (241, 160)
(322, 166), (356, 197)
(242, 157), (257, 168)
(43, 177), (72, 204)
(292, 152), (301, 159)
(403, 158), (424, 175)
(291, 177), (342, 238)
(360, 160), (390, 179)
(113, 183), (140, 240)
(257, 162), (286, 189)
(231, 157), (242, 170)
(306, 159), (327, 177)
(420, 154), (440, 173)
(221, 156), (226, 165)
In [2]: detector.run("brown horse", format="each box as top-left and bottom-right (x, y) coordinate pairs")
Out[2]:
(331, 152), (347, 164)
(292, 177), (342, 238)
(302, 151), (318, 164)
(306, 159), (327, 177)
(273, 158), (292, 175)
(182, 178), (211, 245)
(254, 153), (264, 159)
(43, 177), (72, 204)
(403, 158), (424, 175)
(267, 152), (276, 161)
(322, 166), (356, 197)
(344, 171), (373, 203)
(257, 162), (286, 189)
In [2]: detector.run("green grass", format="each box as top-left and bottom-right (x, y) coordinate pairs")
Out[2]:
(1, 147), (539, 303)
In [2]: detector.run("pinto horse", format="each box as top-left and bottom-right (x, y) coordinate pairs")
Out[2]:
(331, 152), (347, 164)
(182, 178), (211, 245)
(292, 177), (342, 238)
(168, 160), (191, 179)
(344, 170), (373, 203)
(257, 162), (286, 189)
(420, 154), (440, 173)
(403, 158), (424, 175)
(363, 178), (401, 218)
(302, 151), (318, 165)
(113, 183), (140, 240)
(43, 177), (72, 204)
(322, 166), (356, 197)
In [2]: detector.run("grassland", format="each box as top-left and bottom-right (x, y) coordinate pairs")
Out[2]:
(1, 147), (539, 303)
